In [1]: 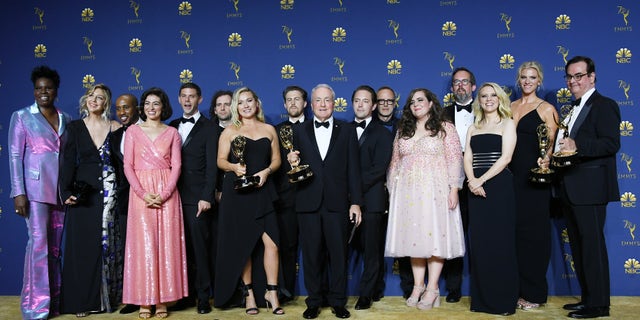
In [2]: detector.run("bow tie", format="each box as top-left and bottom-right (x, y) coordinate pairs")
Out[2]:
(352, 121), (366, 129)
(572, 98), (582, 107)
(315, 120), (330, 128)
(289, 120), (301, 125)
(455, 103), (472, 113)
(181, 117), (195, 124)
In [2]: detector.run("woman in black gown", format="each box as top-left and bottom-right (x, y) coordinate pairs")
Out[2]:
(214, 87), (284, 315)
(509, 61), (559, 310)
(60, 84), (122, 317)
(463, 82), (518, 315)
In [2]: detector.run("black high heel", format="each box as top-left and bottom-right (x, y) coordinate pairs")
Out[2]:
(264, 284), (285, 315)
(243, 283), (259, 315)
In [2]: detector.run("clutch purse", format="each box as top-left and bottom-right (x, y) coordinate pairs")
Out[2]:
(71, 180), (93, 204)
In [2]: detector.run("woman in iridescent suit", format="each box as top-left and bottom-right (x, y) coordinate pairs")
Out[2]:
(8, 65), (71, 320)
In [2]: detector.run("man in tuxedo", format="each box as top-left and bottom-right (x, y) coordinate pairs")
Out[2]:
(169, 82), (219, 314)
(111, 93), (141, 314)
(555, 56), (619, 319)
(274, 85), (308, 303)
(441, 67), (477, 303)
(287, 84), (363, 319)
(209, 90), (233, 129)
(374, 86), (399, 133)
(350, 86), (393, 310)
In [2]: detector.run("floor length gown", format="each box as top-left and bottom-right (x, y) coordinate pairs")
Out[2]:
(122, 125), (188, 305)
(509, 108), (552, 304)
(468, 134), (518, 315)
(60, 120), (121, 313)
(214, 137), (279, 308)
(385, 122), (465, 260)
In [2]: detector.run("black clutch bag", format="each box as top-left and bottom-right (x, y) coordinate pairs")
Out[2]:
(71, 181), (93, 204)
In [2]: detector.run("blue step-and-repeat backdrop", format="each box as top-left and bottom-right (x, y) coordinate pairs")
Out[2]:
(0, 0), (638, 296)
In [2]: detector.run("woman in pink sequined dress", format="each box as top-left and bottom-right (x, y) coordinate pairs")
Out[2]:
(122, 88), (188, 319)
(385, 88), (465, 311)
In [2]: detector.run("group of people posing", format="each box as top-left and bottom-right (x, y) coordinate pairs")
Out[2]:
(10, 54), (619, 320)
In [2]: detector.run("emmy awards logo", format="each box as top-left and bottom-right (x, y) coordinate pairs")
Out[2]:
(279, 125), (313, 183)
(130, 0), (140, 17)
(131, 67), (141, 85)
(557, 46), (569, 64)
(563, 254), (576, 273)
(621, 153), (633, 173)
(282, 26), (293, 44)
(624, 220), (636, 240)
(618, 6), (630, 26)
(443, 52), (455, 71)
(334, 57), (345, 76)
(388, 20), (400, 39)
(229, 62), (241, 80)
(231, 136), (259, 190)
(180, 31), (191, 48)
(34, 7), (44, 24)
(529, 124), (554, 183)
(500, 13), (512, 32)
(83, 37), (93, 55)
(551, 105), (578, 167)
(338, 0), (343, 6)
(231, 0), (240, 13)
(619, 80), (631, 100)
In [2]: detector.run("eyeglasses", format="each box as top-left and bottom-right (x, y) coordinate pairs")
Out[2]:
(452, 79), (471, 86)
(564, 73), (590, 82)
(377, 99), (395, 105)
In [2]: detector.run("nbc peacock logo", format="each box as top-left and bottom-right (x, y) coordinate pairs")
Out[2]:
(129, 38), (142, 53)
(556, 88), (572, 104)
(387, 60), (402, 75)
(281, 65), (295, 79)
(334, 97), (347, 112)
(228, 33), (242, 47)
(332, 27), (347, 42)
(443, 93), (455, 108)
(499, 54), (515, 69)
(621, 191), (637, 208)
(616, 48), (632, 64)
(178, 1), (192, 15)
(179, 69), (193, 84)
(555, 14), (571, 30)
(620, 120), (634, 136)
(34, 44), (47, 58)
(82, 74), (96, 89)
(280, 0), (294, 10)
(624, 258), (640, 274)
(442, 21), (457, 36)
(81, 8), (94, 22)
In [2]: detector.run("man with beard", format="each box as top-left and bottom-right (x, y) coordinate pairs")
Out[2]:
(209, 90), (233, 129)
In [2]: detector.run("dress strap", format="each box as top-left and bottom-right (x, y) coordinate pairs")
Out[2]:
(534, 100), (544, 110)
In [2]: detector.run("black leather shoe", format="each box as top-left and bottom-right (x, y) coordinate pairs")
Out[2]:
(303, 306), (320, 319)
(197, 301), (212, 314)
(354, 297), (372, 310)
(331, 306), (350, 318)
(446, 290), (461, 303)
(168, 297), (195, 311)
(568, 307), (609, 319)
(564, 302), (586, 311)
(119, 304), (138, 314)
(372, 292), (384, 302)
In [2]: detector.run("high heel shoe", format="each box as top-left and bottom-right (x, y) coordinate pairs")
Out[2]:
(417, 288), (440, 310)
(264, 284), (285, 315)
(243, 283), (259, 315)
(138, 306), (152, 319)
(406, 285), (426, 307)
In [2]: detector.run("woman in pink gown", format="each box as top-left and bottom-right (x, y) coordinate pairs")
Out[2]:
(122, 87), (188, 319)
(385, 88), (465, 311)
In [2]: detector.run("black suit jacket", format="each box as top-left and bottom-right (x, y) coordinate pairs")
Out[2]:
(274, 119), (306, 208)
(358, 120), (393, 212)
(110, 126), (130, 215)
(169, 116), (219, 205)
(559, 90), (620, 205)
(292, 119), (363, 213)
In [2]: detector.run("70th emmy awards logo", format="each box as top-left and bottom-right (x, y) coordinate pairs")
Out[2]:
(617, 80), (633, 106)
(280, 26), (295, 49)
(128, 0), (142, 24)
(385, 20), (402, 45)
(228, 62), (243, 86)
(227, 0), (242, 18)
(497, 13), (514, 38)
(81, 8), (94, 22)
(82, 74), (96, 89)
(178, 31), (193, 54)
(441, 52), (455, 77)
(499, 54), (515, 69)
(615, 6), (632, 32)
(33, 7), (46, 30)
(330, 0), (347, 13)
(129, 67), (143, 91)
(619, 153), (636, 179)
(621, 191), (637, 208)
(623, 220), (636, 241)
(624, 258), (640, 274)
(81, 37), (96, 61)
(562, 253), (576, 279)
(555, 14), (571, 30)
(178, 1), (192, 15)
(331, 57), (347, 82)
(34, 44), (47, 58)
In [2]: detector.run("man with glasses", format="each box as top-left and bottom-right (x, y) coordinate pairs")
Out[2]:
(442, 67), (477, 303)
(555, 56), (619, 319)
(374, 86), (399, 133)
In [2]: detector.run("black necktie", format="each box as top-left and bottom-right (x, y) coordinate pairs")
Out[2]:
(181, 117), (195, 124)
(455, 103), (472, 113)
(315, 120), (329, 128)
(353, 121), (366, 129)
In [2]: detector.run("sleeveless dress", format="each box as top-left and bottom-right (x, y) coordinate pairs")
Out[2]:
(509, 108), (552, 304)
(468, 134), (518, 315)
(214, 137), (279, 308)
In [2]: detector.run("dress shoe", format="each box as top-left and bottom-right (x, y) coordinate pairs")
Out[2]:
(331, 306), (351, 318)
(354, 297), (372, 310)
(119, 304), (138, 314)
(168, 297), (195, 311)
(568, 306), (609, 319)
(197, 301), (212, 314)
(564, 302), (586, 311)
(446, 290), (461, 303)
(303, 306), (320, 319)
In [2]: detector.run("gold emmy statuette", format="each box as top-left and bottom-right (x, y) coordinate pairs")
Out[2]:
(279, 125), (314, 183)
(551, 105), (578, 167)
(529, 123), (554, 183)
(231, 135), (259, 190)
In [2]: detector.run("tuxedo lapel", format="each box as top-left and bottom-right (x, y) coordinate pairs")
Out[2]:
(183, 118), (204, 148)
(305, 121), (321, 159)
(325, 121), (341, 158)
(570, 92), (596, 139)
(358, 124), (368, 146)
